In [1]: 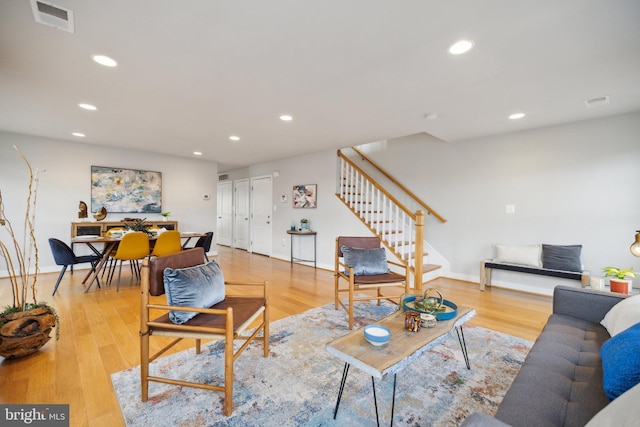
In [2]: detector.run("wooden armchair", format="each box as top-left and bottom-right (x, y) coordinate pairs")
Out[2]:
(334, 236), (409, 329)
(139, 247), (269, 416)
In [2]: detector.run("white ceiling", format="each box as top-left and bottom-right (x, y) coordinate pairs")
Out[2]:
(1, 1), (639, 172)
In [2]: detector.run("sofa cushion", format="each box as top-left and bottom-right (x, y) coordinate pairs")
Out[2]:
(341, 246), (390, 276)
(164, 259), (225, 324)
(542, 244), (582, 272)
(494, 314), (610, 427)
(494, 244), (541, 267)
(601, 321), (640, 400)
(601, 294), (640, 337)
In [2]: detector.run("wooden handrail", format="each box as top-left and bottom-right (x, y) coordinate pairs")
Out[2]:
(350, 147), (447, 223)
(337, 150), (415, 219)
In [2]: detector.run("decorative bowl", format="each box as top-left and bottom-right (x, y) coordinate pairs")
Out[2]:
(363, 324), (391, 346)
(402, 295), (458, 320)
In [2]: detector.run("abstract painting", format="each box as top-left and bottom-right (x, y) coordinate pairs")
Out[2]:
(292, 184), (316, 208)
(91, 166), (162, 213)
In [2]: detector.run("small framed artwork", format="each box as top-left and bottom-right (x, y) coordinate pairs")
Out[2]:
(292, 184), (317, 208)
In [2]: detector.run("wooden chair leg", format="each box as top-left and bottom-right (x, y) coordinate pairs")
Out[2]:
(334, 274), (340, 310)
(140, 332), (149, 402)
(348, 280), (355, 330)
(263, 306), (270, 357)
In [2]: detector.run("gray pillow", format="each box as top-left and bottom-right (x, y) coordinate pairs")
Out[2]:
(341, 246), (390, 276)
(163, 259), (225, 324)
(542, 244), (582, 272)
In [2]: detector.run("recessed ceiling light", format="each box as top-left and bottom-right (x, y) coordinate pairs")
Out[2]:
(193, 151), (202, 156)
(92, 55), (117, 67)
(229, 136), (240, 141)
(449, 40), (474, 55)
(78, 103), (97, 111)
(72, 132), (86, 137)
(280, 115), (293, 121)
(509, 113), (525, 120)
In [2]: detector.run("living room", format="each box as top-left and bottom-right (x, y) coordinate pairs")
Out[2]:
(1, 1), (640, 426)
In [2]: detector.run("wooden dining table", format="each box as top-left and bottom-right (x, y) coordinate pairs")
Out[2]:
(71, 232), (207, 292)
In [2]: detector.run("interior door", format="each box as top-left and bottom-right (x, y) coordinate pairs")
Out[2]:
(250, 175), (272, 256)
(216, 181), (233, 246)
(233, 179), (250, 250)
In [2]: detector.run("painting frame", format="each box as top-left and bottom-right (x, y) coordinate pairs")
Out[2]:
(292, 184), (317, 209)
(91, 165), (162, 213)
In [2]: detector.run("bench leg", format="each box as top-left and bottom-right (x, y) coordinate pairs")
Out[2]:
(480, 261), (492, 291)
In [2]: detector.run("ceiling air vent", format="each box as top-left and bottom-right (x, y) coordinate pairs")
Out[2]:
(584, 95), (610, 107)
(218, 174), (230, 182)
(30, 0), (75, 33)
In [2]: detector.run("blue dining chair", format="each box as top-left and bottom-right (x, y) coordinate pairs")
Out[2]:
(194, 231), (213, 261)
(48, 238), (101, 296)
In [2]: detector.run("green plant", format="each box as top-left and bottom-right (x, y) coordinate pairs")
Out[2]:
(300, 218), (308, 224)
(160, 211), (171, 218)
(124, 218), (153, 235)
(602, 266), (637, 280)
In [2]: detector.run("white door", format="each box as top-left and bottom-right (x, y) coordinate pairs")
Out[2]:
(216, 181), (233, 246)
(233, 179), (250, 250)
(250, 176), (272, 256)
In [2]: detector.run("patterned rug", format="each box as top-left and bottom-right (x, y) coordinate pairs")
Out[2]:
(111, 300), (532, 426)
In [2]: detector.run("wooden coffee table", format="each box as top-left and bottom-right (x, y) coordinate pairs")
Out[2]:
(326, 305), (475, 426)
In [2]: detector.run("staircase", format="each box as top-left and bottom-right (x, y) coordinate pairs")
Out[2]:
(335, 148), (446, 291)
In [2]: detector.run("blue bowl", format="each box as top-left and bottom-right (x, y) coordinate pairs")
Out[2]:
(363, 324), (391, 346)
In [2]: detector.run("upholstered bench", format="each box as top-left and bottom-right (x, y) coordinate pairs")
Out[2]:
(480, 244), (589, 291)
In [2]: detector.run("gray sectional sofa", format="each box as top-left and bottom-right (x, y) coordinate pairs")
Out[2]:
(462, 286), (627, 427)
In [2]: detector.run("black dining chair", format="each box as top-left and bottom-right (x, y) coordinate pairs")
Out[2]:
(194, 231), (213, 261)
(48, 238), (101, 296)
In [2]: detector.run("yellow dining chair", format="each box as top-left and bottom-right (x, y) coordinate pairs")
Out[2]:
(111, 231), (150, 291)
(150, 230), (182, 257)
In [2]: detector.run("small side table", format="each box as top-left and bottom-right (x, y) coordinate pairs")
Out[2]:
(287, 230), (317, 268)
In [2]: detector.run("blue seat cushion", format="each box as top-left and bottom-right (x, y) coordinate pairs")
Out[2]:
(341, 246), (390, 276)
(163, 259), (225, 324)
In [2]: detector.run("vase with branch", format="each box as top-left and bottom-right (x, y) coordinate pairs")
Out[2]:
(0, 146), (59, 359)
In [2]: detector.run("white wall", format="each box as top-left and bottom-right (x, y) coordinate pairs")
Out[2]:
(0, 132), (218, 274)
(235, 112), (640, 295)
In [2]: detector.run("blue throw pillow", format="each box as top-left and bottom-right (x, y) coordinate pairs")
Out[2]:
(341, 246), (390, 276)
(601, 321), (640, 400)
(163, 259), (225, 324)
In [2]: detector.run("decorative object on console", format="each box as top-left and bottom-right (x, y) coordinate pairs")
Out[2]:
(631, 230), (640, 257)
(78, 201), (88, 219)
(292, 184), (316, 208)
(300, 218), (309, 230)
(93, 206), (107, 221)
(91, 165), (162, 213)
(160, 211), (171, 221)
(602, 266), (637, 294)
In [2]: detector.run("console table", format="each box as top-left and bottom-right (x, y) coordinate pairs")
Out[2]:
(287, 230), (317, 268)
(71, 220), (178, 237)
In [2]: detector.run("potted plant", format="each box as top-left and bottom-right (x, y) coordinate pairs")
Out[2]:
(0, 146), (59, 359)
(602, 266), (637, 294)
(300, 218), (309, 230)
(160, 211), (171, 221)
(124, 218), (153, 235)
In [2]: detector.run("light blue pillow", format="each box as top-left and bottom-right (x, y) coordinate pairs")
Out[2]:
(341, 246), (390, 276)
(601, 321), (640, 400)
(163, 259), (225, 324)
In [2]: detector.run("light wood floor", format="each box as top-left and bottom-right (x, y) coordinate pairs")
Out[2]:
(0, 246), (552, 426)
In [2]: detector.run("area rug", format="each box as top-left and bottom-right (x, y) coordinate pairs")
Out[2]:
(111, 300), (532, 426)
